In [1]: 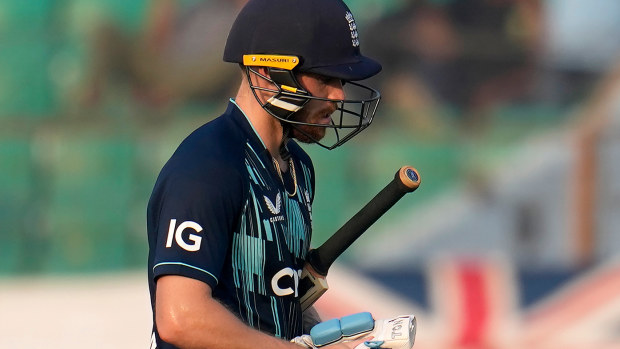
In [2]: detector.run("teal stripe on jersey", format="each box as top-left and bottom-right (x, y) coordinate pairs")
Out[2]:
(231, 228), (241, 288)
(249, 186), (263, 239)
(246, 161), (261, 186)
(271, 296), (282, 338)
(299, 161), (313, 196)
(153, 262), (219, 283)
(232, 232), (267, 295)
(246, 159), (267, 187)
(262, 219), (274, 241)
(244, 289), (254, 327)
(272, 217), (284, 262)
(283, 197), (310, 259)
(245, 143), (268, 187)
(245, 142), (266, 169)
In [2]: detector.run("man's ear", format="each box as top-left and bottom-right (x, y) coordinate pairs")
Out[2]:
(255, 66), (270, 79)
(241, 65), (270, 80)
(245, 66), (278, 104)
(252, 67), (279, 92)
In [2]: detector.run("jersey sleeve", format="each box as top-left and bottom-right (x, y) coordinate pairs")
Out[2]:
(149, 163), (244, 288)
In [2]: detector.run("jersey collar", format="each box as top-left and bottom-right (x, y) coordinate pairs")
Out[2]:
(227, 98), (268, 152)
(225, 99), (296, 181)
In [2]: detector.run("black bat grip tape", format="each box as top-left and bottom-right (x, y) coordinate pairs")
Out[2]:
(308, 166), (420, 276)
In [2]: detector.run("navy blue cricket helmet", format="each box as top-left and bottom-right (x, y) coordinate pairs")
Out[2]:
(223, 0), (382, 149)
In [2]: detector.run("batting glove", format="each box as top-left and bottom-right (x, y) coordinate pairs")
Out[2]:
(291, 312), (416, 349)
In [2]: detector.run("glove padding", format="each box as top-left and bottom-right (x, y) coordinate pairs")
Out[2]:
(291, 312), (416, 349)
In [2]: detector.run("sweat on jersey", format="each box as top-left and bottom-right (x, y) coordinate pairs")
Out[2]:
(147, 100), (315, 348)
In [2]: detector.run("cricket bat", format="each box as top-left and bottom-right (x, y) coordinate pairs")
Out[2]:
(299, 166), (421, 311)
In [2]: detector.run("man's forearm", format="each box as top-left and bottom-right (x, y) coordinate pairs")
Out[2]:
(156, 275), (298, 349)
(156, 276), (360, 348)
(159, 298), (295, 348)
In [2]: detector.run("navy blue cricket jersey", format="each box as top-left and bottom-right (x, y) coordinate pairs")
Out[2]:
(147, 100), (315, 348)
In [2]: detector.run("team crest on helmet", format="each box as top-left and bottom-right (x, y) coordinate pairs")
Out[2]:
(345, 11), (359, 47)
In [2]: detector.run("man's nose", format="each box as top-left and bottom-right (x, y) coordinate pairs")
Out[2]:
(327, 80), (345, 100)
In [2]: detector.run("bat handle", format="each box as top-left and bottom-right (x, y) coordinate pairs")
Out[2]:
(397, 166), (421, 192)
(309, 166), (421, 276)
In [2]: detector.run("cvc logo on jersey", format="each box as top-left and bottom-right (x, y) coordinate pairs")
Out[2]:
(165, 219), (203, 252)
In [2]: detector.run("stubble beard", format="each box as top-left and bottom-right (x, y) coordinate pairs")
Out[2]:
(290, 124), (327, 143)
(288, 105), (334, 143)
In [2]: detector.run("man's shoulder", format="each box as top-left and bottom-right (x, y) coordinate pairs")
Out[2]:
(178, 111), (246, 157)
(158, 114), (246, 184)
(186, 113), (243, 150)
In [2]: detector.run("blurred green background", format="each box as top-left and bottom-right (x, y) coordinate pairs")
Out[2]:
(0, 0), (609, 275)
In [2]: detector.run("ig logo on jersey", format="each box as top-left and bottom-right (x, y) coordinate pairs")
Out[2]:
(165, 219), (203, 252)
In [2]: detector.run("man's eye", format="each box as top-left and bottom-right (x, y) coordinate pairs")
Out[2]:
(320, 77), (343, 86)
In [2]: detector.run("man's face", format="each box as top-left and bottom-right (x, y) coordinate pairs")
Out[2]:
(289, 73), (345, 143)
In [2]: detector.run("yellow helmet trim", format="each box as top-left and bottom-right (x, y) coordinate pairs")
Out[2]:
(280, 85), (298, 93)
(243, 54), (300, 70)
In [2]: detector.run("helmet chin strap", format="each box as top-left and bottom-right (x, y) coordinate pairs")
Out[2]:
(243, 66), (304, 158)
(263, 67), (310, 120)
(259, 66), (304, 160)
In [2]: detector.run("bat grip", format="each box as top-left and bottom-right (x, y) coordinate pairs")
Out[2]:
(308, 166), (420, 276)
